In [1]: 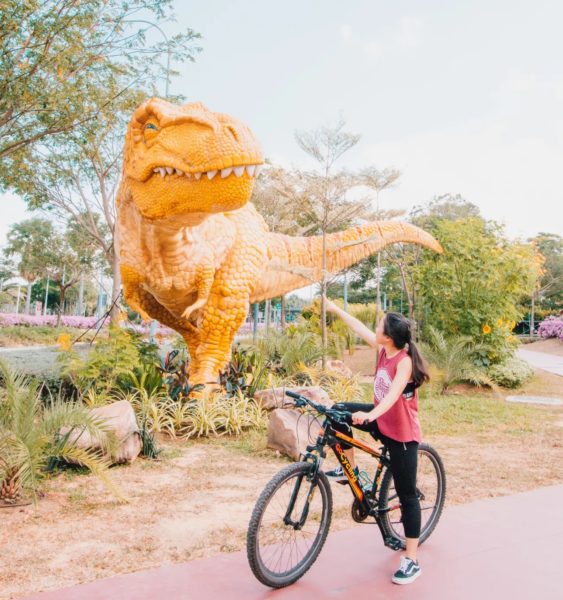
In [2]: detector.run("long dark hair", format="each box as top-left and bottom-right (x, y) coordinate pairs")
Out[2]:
(383, 312), (429, 388)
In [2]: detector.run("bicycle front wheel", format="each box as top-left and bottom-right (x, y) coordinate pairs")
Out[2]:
(246, 462), (333, 588)
(379, 442), (446, 548)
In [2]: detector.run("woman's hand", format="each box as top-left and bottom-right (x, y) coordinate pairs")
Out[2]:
(352, 411), (374, 425)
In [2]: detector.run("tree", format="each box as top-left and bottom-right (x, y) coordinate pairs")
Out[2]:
(357, 167), (401, 317)
(252, 166), (315, 330)
(4, 218), (96, 323)
(382, 194), (483, 322)
(294, 120), (373, 367)
(0, 0), (201, 163)
(0, 256), (15, 290)
(1, 5), (202, 323)
(416, 218), (543, 364)
(4, 218), (53, 313)
(529, 233), (563, 314)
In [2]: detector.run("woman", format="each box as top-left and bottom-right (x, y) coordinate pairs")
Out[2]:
(323, 298), (429, 585)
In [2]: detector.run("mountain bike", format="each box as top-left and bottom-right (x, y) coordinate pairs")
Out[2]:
(247, 390), (446, 588)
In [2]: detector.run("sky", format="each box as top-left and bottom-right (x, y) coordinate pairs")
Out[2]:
(1, 0), (562, 246)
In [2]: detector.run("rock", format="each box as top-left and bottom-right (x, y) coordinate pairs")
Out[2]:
(315, 359), (353, 378)
(267, 409), (322, 460)
(60, 400), (142, 464)
(254, 386), (332, 410)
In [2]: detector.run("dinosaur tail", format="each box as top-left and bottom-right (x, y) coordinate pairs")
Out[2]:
(250, 221), (443, 303)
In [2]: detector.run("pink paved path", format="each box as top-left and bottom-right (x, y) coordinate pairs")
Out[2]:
(22, 484), (563, 600)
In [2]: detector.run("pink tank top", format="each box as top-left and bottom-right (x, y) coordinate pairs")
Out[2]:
(373, 348), (422, 443)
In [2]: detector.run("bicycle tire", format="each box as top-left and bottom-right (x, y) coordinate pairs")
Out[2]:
(247, 462), (333, 588)
(379, 442), (446, 548)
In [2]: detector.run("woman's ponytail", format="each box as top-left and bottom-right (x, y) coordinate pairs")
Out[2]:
(384, 312), (430, 388)
(406, 340), (430, 388)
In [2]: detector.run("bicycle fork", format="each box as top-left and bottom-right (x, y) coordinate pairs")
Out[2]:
(283, 473), (318, 530)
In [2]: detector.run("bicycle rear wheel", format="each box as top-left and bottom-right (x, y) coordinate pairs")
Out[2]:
(379, 442), (446, 548)
(246, 461), (332, 588)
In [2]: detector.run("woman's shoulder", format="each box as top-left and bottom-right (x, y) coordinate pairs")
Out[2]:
(396, 350), (412, 369)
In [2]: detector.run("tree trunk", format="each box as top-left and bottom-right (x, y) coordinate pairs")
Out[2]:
(375, 251), (381, 324)
(530, 292), (536, 337)
(77, 273), (84, 316)
(321, 230), (328, 370)
(56, 284), (66, 327)
(280, 295), (286, 330)
(110, 249), (122, 324)
(398, 262), (415, 321)
(25, 282), (32, 314)
(265, 299), (271, 337)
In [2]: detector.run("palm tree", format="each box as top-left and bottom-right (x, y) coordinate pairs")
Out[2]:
(0, 360), (123, 503)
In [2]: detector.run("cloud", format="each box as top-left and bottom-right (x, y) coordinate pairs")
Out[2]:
(364, 40), (383, 59)
(361, 118), (563, 239)
(397, 15), (424, 48)
(339, 24), (353, 41)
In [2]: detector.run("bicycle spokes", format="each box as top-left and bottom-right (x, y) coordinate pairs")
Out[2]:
(255, 471), (327, 577)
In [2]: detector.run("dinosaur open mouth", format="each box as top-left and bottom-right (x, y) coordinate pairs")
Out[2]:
(151, 163), (263, 181)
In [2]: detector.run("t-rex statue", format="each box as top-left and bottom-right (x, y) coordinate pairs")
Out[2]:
(116, 98), (442, 386)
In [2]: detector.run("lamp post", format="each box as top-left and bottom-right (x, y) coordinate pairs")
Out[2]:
(127, 20), (171, 97)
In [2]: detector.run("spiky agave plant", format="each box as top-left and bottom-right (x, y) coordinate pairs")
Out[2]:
(0, 360), (124, 503)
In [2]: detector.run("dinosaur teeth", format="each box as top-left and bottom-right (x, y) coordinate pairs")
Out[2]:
(152, 164), (263, 180)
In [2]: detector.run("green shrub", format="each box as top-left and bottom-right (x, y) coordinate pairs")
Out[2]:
(0, 360), (122, 502)
(487, 357), (534, 389)
(421, 326), (492, 392)
(58, 327), (140, 394)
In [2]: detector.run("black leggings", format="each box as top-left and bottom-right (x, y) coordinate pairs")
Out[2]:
(332, 402), (421, 539)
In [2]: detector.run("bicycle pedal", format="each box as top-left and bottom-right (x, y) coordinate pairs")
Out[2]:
(383, 537), (403, 551)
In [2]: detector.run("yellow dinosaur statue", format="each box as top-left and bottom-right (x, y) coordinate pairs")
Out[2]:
(116, 98), (442, 386)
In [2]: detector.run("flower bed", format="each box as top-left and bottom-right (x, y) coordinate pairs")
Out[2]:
(0, 313), (175, 337)
(0, 313), (98, 328)
(537, 316), (563, 341)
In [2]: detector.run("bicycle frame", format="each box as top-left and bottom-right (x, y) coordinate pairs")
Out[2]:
(300, 418), (391, 514)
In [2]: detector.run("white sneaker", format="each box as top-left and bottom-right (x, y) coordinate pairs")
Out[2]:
(391, 556), (421, 585)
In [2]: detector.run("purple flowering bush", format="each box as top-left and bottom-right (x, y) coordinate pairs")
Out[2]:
(0, 313), (98, 329)
(537, 316), (563, 341)
(0, 312), (176, 336)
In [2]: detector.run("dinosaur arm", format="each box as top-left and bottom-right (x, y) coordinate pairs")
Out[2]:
(121, 265), (198, 335)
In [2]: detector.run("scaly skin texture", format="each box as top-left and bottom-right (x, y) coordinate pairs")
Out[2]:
(117, 98), (443, 386)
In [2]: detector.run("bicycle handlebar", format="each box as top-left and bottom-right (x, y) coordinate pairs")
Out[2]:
(285, 390), (352, 426)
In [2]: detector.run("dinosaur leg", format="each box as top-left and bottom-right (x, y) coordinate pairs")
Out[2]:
(188, 293), (249, 386)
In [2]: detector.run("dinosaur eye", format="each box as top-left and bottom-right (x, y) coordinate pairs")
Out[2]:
(145, 122), (158, 131)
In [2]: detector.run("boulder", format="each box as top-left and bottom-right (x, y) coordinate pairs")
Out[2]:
(60, 400), (142, 464)
(267, 408), (322, 460)
(254, 386), (332, 410)
(315, 359), (353, 378)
